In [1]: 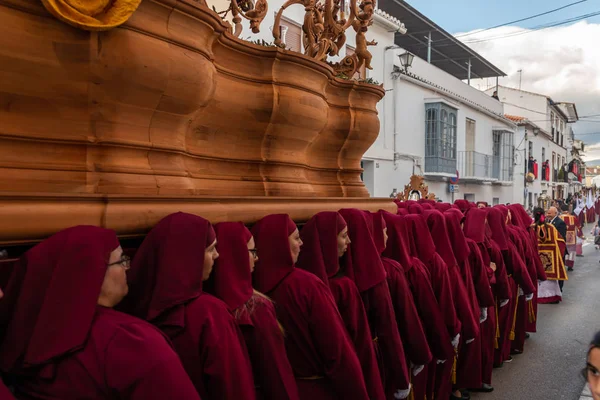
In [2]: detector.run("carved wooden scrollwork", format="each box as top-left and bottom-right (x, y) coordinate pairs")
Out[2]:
(396, 175), (436, 201)
(270, 0), (377, 76)
(215, 0), (269, 37)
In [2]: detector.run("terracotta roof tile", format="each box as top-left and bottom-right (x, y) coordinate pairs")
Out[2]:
(504, 114), (526, 122)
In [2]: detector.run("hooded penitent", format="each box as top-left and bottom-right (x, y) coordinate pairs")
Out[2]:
(210, 221), (300, 400)
(296, 212), (385, 400)
(375, 211), (432, 369)
(382, 213), (454, 400)
(338, 208), (411, 399)
(296, 212), (346, 286)
(0, 226), (201, 400)
(121, 212), (256, 400)
(424, 210), (479, 343)
(252, 214), (371, 400)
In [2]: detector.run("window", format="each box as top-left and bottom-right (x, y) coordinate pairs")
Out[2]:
(551, 112), (555, 126)
(492, 130), (514, 181)
(466, 118), (476, 152)
(542, 147), (545, 162)
(493, 197), (500, 206)
(346, 46), (366, 80)
(424, 103), (458, 174)
(280, 18), (302, 52)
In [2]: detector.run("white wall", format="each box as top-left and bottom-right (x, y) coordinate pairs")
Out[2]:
(489, 87), (548, 128)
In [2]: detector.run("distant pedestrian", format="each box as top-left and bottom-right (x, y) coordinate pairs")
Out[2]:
(583, 331), (600, 400)
(592, 222), (600, 250)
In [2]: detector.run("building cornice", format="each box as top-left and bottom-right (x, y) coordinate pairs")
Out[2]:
(373, 8), (406, 32)
(392, 67), (516, 127)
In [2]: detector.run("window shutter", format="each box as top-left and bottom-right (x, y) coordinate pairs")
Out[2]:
(281, 18), (302, 53)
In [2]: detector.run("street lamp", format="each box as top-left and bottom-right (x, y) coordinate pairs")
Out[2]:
(398, 51), (414, 72)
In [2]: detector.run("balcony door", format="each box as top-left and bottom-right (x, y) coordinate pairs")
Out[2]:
(466, 119), (476, 176)
(492, 132), (501, 179)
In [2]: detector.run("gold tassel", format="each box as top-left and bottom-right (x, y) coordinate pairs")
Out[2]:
(494, 303), (500, 349)
(509, 288), (519, 341)
(408, 374), (414, 400)
(451, 349), (458, 385)
(528, 301), (536, 324)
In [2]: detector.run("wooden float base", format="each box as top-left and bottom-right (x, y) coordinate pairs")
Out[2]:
(0, 192), (396, 245)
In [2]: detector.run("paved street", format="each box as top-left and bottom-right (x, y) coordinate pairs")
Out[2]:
(472, 239), (600, 400)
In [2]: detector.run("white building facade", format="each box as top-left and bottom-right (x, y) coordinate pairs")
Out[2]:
(487, 86), (580, 208)
(232, 0), (519, 204)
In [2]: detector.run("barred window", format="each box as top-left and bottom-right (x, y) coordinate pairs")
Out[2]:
(425, 103), (457, 174)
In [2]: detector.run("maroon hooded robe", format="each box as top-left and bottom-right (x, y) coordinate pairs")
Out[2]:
(296, 212), (385, 400)
(463, 209), (499, 385)
(208, 222), (300, 400)
(371, 212), (432, 371)
(444, 209), (495, 389)
(338, 209), (411, 399)
(119, 213), (256, 400)
(382, 213), (454, 400)
(487, 208), (535, 364)
(509, 204), (546, 333)
(252, 214), (370, 400)
(0, 381), (13, 399)
(501, 206), (540, 354)
(424, 210), (480, 343)
(0, 226), (200, 400)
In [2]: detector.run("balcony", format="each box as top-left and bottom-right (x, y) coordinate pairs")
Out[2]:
(424, 156), (457, 177)
(457, 151), (495, 181)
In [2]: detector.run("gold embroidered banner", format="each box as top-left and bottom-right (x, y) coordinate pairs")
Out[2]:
(559, 215), (577, 246)
(537, 224), (568, 281)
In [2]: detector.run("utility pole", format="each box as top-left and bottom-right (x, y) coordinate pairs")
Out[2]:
(467, 58), (471, 85)
(517, 69), (523, 90)
(425, 32), (432, 63)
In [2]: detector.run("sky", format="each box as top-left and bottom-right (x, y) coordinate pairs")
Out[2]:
(405, 0), (600, 161)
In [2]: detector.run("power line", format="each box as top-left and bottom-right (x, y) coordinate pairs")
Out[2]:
(413, 7), (600, 50)
(454, 0), (588, 39)
(411, 0), (591, 48)
(426, 10), (600, 49)
(459, 10), (600, 45)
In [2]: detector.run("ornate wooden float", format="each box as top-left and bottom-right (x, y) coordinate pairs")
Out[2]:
(0, 0), (393, 245)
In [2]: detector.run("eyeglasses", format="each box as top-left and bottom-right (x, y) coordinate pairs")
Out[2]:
(248, 248), (258, 258)
(107, 255), (131, 270)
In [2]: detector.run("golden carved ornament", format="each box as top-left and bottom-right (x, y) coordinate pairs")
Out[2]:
(396, 175), (436, 201)
(40, 0), (142, 30)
